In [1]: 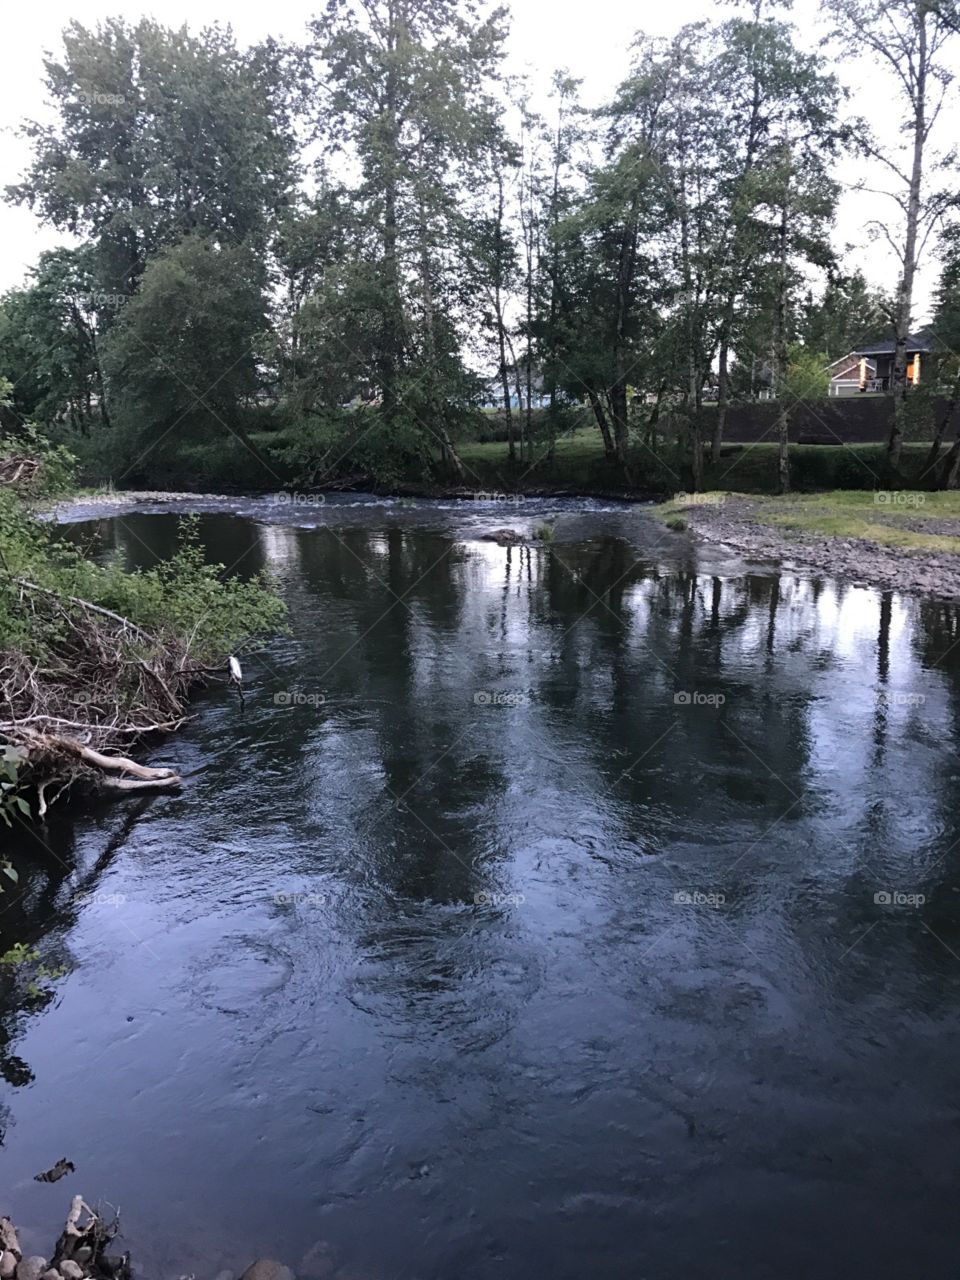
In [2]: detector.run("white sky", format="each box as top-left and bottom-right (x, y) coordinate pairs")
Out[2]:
(0, 0), (956, 318)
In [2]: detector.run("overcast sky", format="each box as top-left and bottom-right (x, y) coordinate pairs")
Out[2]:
(0, 0), (954, 318)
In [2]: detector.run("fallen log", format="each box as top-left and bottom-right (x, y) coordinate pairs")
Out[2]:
(1, 728), (182, 815)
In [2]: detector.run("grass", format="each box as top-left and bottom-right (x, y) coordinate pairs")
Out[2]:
(762, 492), (960, 553)
(657, 489), (960, 555)
(454, 432), (941, 497)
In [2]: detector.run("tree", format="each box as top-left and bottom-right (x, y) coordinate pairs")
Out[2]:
(800, 270), (889, 358)
(825, 0), (958, 468)
(0, 248), (107, 432)
(707, 5), (841, 463)
(311, 0), (509, 480)
(8, 19), (300, 304)
(468, 121), (522, 460)
(100, 235), (269, 478)
(925, 225), (960, 484)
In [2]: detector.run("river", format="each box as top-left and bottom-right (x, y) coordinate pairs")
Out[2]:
(2, 494), (960, 1279)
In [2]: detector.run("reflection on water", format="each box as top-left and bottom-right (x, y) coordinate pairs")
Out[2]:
(5, 497), (960, 1280)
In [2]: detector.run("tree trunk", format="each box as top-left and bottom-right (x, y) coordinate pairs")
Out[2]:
(924, 368), (960, 484)
(774, 148), (791, 495)
(586, 387), (616, 458)
(888, 13), (927, 471)
(380, 21), (403, 432)
(711, 315), (734, 464)
(610, 196), (639, 482)
(493, 168), (515, 464)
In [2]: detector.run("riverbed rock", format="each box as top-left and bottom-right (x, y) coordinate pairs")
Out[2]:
(0, 1254), (16, 1279)
(15, 1259), (47, 1280)
(238, 1262), (294, 1280)
(299, 1241), (337, 1278)
(58, 1262), (84, 1280)
(481, 528), (524, 545)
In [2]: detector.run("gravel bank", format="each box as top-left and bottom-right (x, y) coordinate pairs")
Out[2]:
(673, 497), (960, 601)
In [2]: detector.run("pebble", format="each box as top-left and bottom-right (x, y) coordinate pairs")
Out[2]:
(686, 503), (960, 602)
(238, 1263), (295, 1280)
(15, 1260), (47, 1280)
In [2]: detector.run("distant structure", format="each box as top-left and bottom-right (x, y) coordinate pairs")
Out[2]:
(826, 333), (933, 396)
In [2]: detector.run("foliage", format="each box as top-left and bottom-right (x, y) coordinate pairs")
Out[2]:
(800, 271), (890, 358)
(2, 3), (954, 494)
(0, 747), (29, 830)
(98, 234), (270, 480)
(0, 412), (77, 499)
(0, 499), (285, 667)
(785, 345), (830, 401)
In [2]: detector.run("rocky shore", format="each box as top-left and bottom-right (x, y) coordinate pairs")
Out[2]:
(667, 495), (960, 601)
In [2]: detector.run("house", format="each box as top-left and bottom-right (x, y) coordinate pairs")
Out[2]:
(480, 370), (547, 411)
(827, 352), (878, 397)
(827, 332), (932, 395)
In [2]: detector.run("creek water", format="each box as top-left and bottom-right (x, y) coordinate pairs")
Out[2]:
(2, 494), (960, 1279)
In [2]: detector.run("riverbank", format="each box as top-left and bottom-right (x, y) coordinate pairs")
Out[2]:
(1, 462), (285, 820)
(70, 426), (943, 498)
(654, 491), (960, 600)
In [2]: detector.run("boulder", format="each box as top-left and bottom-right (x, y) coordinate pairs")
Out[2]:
(0, 1254), (16, 1280)
(239, 1263), (294, 1280)
(15, 1260), (47, 1280)
(58, 1263), (84, 1280)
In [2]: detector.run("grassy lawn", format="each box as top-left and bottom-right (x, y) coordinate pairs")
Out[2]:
(454, 431), (939, 496)
(657, 490), (960, 554)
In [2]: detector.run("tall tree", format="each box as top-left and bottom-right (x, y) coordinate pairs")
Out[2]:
(8, 19), (300, 305)
(826, 0), (958, 468)
(312, 0), (509, 479)
(800, 270), (889, 357)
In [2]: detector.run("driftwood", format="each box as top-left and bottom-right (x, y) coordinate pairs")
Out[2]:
(0, 1197), (130, 1280)
(0, 457), (40, 490)
(0, 576), (229, 812)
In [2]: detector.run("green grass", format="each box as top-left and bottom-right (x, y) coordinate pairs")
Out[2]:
(455, 432), (940, 496)
(657, 489), (960, 554)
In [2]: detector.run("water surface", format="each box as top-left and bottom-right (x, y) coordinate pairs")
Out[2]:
(3, 494), (960, 1279)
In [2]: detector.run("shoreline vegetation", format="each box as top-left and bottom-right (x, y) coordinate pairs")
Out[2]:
(47, 477), (960, 604)
(0, 440), (285, 827)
